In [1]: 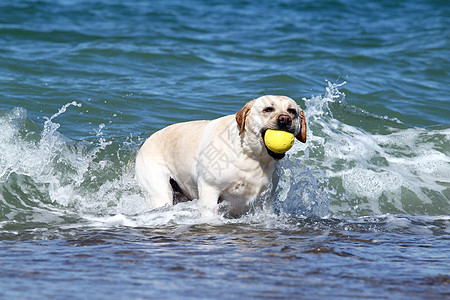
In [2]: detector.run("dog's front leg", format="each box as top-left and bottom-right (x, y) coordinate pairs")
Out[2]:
(198, 179), (221, 217)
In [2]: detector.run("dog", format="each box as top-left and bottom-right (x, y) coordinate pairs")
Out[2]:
(135, 95), (307, 216)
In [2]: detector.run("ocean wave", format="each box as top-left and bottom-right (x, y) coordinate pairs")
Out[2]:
(0, 83), (449, 231)
(280, 82), (450, 217)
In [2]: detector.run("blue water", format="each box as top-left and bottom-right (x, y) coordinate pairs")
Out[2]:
(1, 0), (449, 298)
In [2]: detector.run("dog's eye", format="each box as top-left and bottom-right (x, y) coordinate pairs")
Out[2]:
(288, 108), (297, 116)
(263, 107), (274, 113)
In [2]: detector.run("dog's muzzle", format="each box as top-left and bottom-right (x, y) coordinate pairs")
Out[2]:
(277, 114), (293, 131)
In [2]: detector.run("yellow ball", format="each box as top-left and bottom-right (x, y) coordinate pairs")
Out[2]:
(264, 129), (294, 154)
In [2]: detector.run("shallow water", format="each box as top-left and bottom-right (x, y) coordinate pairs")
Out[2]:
(1, 217), (449, 299)
(1, 0), (449, 298)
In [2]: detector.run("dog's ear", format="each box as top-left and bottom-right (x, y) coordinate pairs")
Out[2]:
(296, 109), (307, 143)
(236, 100), (254, 135)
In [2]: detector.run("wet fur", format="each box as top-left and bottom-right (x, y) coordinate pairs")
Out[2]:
(135, 95), (307, 216)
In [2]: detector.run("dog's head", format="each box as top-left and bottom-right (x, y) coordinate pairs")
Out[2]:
(235, 95), (307, 160)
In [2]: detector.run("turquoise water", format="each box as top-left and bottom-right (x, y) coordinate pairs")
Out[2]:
(1, 0), (449, 298)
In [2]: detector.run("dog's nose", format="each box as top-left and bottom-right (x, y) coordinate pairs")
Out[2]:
(278, 114), (292, 127)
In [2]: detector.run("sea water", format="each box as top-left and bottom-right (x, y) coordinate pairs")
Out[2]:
(0, 0), (449, 298)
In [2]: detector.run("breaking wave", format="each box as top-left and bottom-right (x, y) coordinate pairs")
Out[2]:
(0, 83), (449, 230)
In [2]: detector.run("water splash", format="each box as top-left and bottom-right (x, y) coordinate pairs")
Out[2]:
(274, 153), (331, 218)
(0, 103), (144, 220)
(1, 82), (449, 229)
(291, 81), (450, 216)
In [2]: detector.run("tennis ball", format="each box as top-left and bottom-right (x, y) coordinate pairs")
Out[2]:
(264, 129), (294, 154)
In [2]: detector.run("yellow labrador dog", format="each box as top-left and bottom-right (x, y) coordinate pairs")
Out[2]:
(135, 95), (307, 216)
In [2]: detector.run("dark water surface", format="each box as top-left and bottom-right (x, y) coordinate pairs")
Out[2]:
(1, 219), (449, 299)
(1, 0), (449, 298)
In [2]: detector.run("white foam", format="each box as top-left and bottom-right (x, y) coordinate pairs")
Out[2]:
(1, 82), (449, 227)
(292, 81), (450, 216)
(0, 104), (141, 215)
